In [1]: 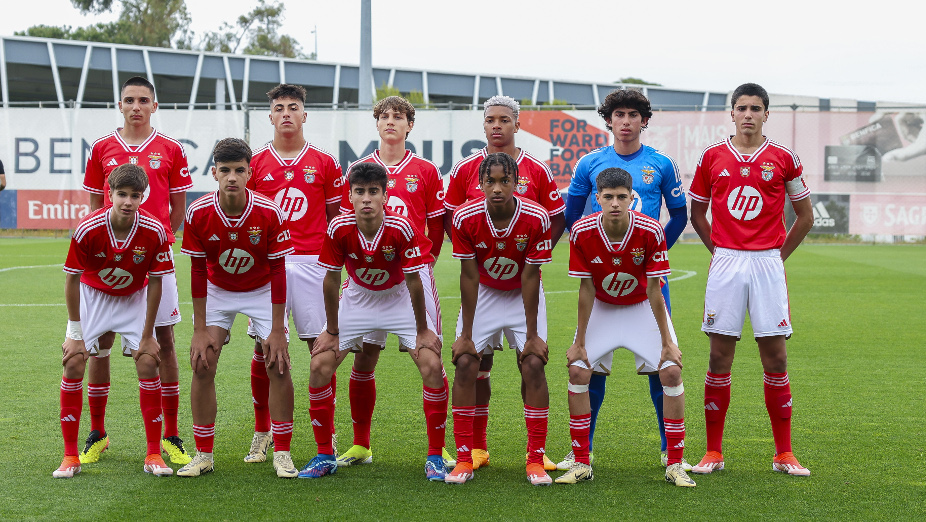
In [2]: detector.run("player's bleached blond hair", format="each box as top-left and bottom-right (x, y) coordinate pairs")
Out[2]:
(483, 95), (520, 120)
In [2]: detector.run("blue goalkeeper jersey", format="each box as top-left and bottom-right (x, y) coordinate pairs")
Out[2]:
(568, 144), (686, 219)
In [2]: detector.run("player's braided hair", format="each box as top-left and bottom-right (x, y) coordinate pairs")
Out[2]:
(595, 167), (633, 193)
(267, 83), (307, 104)
(598, 89), (652, 130)
(348, 162), (388, 192)
(107, 163), (148, 194)
(212, 138), (252, 165)
(478, 152), (518, 183)
(484, 95), (520, 120)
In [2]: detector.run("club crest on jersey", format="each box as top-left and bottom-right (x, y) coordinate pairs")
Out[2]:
(304, 167), (316, 184)
(515, 234), (529, 252)
(114, 253), (123, 262)
(496, 241), (506, 251)
(364, 254), (374, 263)
(612, 257), (622, 266)
(229, 231), (239, 241)
(516, 176), (529, 195)
(132, 247), (147, 264)
(148, 153), (162, 170)
(631, 248), (645, 265)
(406, 175), (419, 193)
(387, 179), (397, 189)
(382, 245), (395, 261)
(740, 166), (750, 177)
(705, 310), (716, 327)
(761, 162), (775, 181)
(284, 170), (294, 181)
(129, 156), (138, 165)
(248, 226), (262, 245)
(641, 167), (655, 184)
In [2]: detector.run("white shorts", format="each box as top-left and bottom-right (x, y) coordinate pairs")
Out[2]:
(80, 283), (146, 357)
(355, 264), (442, 351)
(572, 298), (678, 375)
(337, 279), (437, 351)
(207, 282), (274, 341)
(153, 271), (181, 327)
(249, 254), (325, 341)
(701, 248), (792, 339)
(454, 283), (547, 354)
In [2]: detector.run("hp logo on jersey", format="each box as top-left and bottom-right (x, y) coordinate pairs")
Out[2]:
(484, 257), (518, 280)
(602, 272), (637, 297)
(356, 268), (390, 286)
(274, 187), (308, 221)
(99, 267), (133, 290)
(219, 248), (255, 274)
(727, 186), (763, 221)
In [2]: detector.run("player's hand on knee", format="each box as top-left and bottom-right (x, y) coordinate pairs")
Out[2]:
(134, 336), (162, 365)
(263, 332), (291, 374)
(520, 336), (549, 365)
(190, 329), (217, 373)
(311, 330), (339, 356)
(414, 329), (442, 359)
(451, 337), (478, 365)
(62, 338), (89, 366)
(659, 341), (683, 370)
(565, 342), (590, 369)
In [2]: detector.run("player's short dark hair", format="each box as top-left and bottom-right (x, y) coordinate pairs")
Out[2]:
(121, 76), (155, 98)
(598, 89), (653, 131)
(212, 138), (252, 165)
(731, 83), (769, 111)
(478, 152), (518, 183)
(348, 162), (388, 191)
(267, 83), (307, 104)
(107, 163), (148, 193)
(596, 167), (633, 193)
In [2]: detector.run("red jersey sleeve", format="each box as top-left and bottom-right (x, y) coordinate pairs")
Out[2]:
(536, 164), (566, 216)
(567, 230), (592, 278)
(783, 154), (811, 201)
(688, 149), (712, 204)
(63, 237), (87, 274)
(167, 143), (192, 193)
(424, 164), (446, 219)
(644, 228), (671, 278)
(525, 220), (553, 265)
(338, 182), (352, 214)
(180, 209), (206, 257)
(401, 232), (426, 273)
(444, 168), (469, 211)
(451, 216), (476, 260)
(323, 157), (345, 205)
(149, 240), (175, 276)
(317, 226), (344, 271)
(267, 212), (294, 260)
(83, 142), (106, 195)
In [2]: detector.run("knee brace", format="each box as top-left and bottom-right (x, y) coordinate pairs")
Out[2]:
(662, 383), (684, 397)
(567, 382), (589, 394)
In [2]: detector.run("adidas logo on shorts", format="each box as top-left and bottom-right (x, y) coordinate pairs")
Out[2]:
(170, 308), (180, 317)
(778, 319), (789, 327)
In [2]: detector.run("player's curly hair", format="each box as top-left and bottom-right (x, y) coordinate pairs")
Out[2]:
(484, 95), (520, 120)
(349, 162), (388, 192)
(373, 96), (415, 137)
(107, 163), (148, 194)
(212, 138), (252, 165)
(267, 83), (307, 104)
(598, 89), (652, 131)
(731, 83), (769, 111)
(121, 76), (155, 98)
(596, 167), (633, 193)
(478, 152), (518, 183)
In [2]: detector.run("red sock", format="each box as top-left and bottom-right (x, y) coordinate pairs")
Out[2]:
(524, 405), (548, 466)
(423, 384), (448, 456)
(139, 377), (163, 455)
(330, 373), (338, 437)
(704, 372), (731, 453)
(271, 419), (293, 452)
(452, 406), (475, 464)
(309, 383), (335, 455)
(473, 404), (489, 451)
(569, 413), (592, 465)
(60, 377), (83, 456)
(664, 417), (686, 465)
(764, 372), (792, 454)
(349, 368), (376, 448)
(87, 382), (109, 435)
(160, 381), (179, 438)
(251, 347), (271, 433)
(192, 423), (215, 453)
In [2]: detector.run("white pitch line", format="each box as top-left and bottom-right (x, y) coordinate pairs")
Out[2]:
(441, 270), (698, 300)
(0, 263), (62, 273)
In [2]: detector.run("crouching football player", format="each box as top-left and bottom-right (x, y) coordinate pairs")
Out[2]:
(177, 138), (296, 478)
(55, 164), (175, 478)
(555, 168), (695, 487)
(298, 162), (447, 481)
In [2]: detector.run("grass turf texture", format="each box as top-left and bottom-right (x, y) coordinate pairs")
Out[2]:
(1, 238), (923, 520)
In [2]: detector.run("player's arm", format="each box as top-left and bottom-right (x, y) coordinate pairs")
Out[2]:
(326, 202), (340, 222)
(169, 192), (186, 233)
(647, 276), (681, 369)
(518, 263), (548, 364)
(565, 158), (593, 231)
(189, 256), (216, 372)
(62, 273), (87, 365)
(550, 213), (566, 246)
(780, 196), (813, 262)
(405, 271), (442, 358)
(426, 215), (445, 259)
(263, 257), (290, 373)
(566, 277), (594, 369)
(689, 199), (714, 254)
(89, 194), (104, 212)
(664, 204), (688, 249)
(451, 258), (479, 364)
(136, 276), (162, 365)
(312, 270), (342, 356)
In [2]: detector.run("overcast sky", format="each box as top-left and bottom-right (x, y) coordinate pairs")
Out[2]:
(2, 0), (924, 104)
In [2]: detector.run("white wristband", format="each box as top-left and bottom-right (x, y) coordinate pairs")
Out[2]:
(66, 320), (83, 340)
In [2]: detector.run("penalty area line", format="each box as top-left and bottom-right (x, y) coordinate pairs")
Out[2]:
(0, 263), (62, 273)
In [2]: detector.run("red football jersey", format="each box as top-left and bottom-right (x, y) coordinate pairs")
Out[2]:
(568, 211), (670, 305)
(318, 210), (425, 291)
(451, 198), (552, 291)
(83, 129), (192, 243)
(247, 142), (343, 255)
(689, 137), (811, 250)
(444, 147), (566, 216)
(339, 150), (444, 263)
(64, 207), (174, 296)
(180, 190), (294, 292)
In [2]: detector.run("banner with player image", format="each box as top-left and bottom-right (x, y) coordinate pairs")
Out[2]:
(1, 107), (924, 236)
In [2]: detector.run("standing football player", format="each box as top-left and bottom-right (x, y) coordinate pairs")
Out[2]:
(80, 76), (192, 466)
(688, 83), (813, 476)
(245, 84), (343, 464)
(443, 95), (565, 471)
(177, 138), (297, 478)
(559, 89), (689, 471)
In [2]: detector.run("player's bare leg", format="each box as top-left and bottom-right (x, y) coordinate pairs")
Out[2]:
(473, 353), (492, 468)
(659, 363), (694, 487)
(338, 343), (379, 466)
(518, 352), (551, 485)
(80, 332), (115, 464)
(693, 333), (737, 474)
(156, 324), (189, 464)
(757, 335), (808, 475)
(447, 352), (479, 484)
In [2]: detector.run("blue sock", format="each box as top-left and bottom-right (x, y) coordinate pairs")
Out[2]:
(649, 374), (667, 451)
(588, 373), (607, 453)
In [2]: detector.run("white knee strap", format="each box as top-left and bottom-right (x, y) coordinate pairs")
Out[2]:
(663, 383), (685, 397)
(477, 371), (491, 380)
(567, 382), (589, 394)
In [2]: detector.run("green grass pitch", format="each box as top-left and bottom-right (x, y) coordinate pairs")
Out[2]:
(1, 238), (923, 520)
